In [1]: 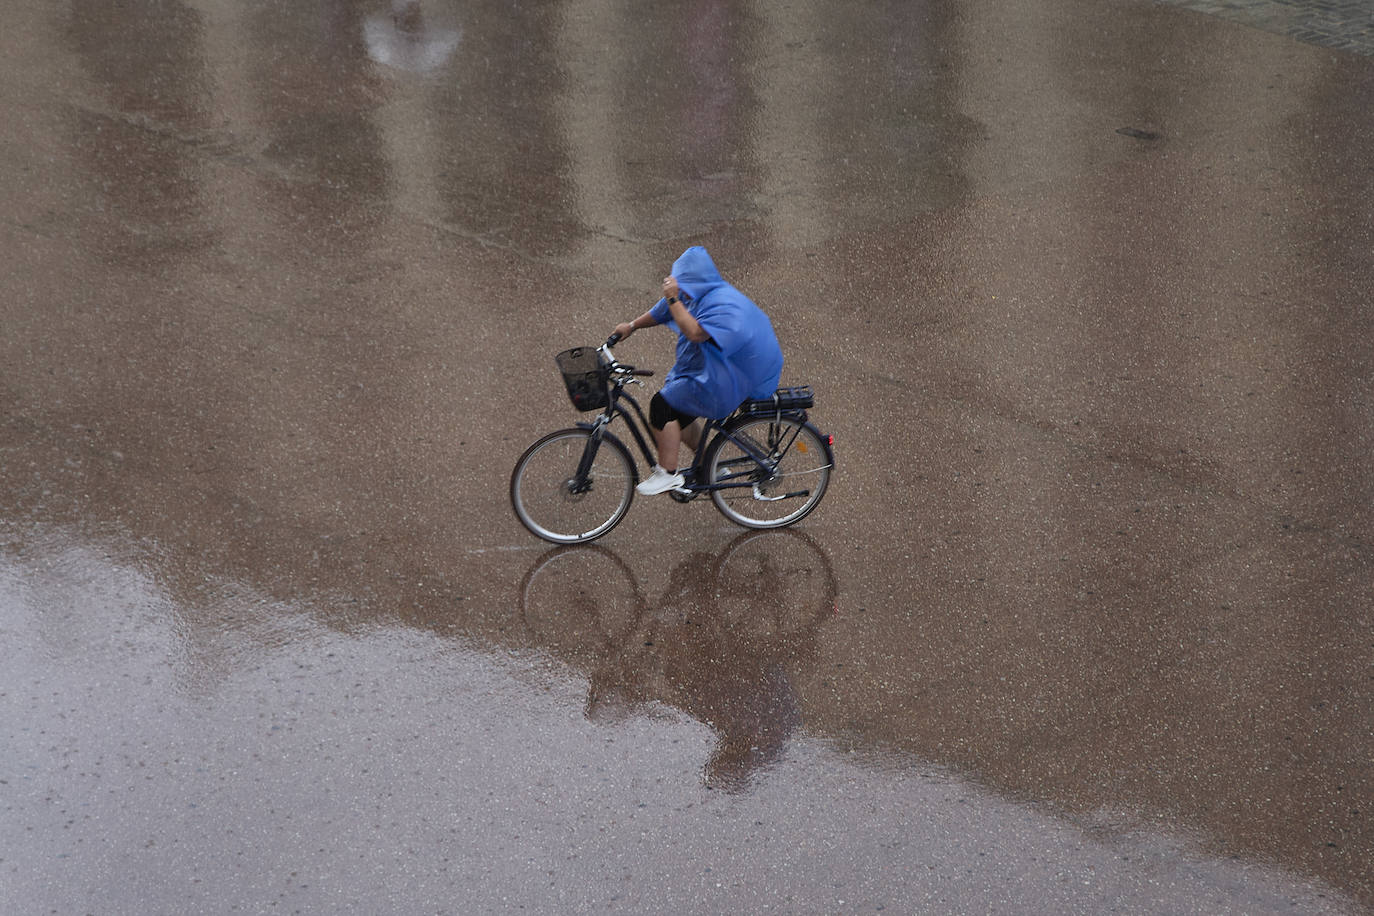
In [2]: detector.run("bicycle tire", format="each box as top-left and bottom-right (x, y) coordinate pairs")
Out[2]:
(705, 416), (832, 529)
(510, 428), (636, 544)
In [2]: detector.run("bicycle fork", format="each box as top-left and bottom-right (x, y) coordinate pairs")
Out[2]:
(570, 419), (609, 493)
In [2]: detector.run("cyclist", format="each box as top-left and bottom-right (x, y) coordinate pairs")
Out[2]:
(614, 246), (784, 495)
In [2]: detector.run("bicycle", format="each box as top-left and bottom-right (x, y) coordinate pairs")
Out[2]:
(510, 335), (835, 544)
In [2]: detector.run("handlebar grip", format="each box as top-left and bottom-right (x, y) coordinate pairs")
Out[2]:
(633, 368), (655, 377)
(605, 333), (622, 347)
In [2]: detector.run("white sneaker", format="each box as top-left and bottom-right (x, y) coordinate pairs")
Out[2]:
(636, 465), (686, 495)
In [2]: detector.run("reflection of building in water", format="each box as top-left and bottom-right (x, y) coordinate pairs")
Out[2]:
(802, 3), (1374, 893)
(553, 0), (968, 281)
(752, 0), (968, 249)
(551, 1), (717, 290)
(942, 0), (1344, 740)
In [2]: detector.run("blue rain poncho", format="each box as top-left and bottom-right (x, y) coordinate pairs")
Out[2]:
(649, 247), (783, 420)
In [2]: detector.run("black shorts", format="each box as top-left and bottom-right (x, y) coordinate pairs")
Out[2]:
(649, 392), (698, 431)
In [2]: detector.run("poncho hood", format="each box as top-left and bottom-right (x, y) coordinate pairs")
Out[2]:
(671, 246), (726, 303)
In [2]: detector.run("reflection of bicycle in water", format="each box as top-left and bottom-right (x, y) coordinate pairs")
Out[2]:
(518, 529), (838, 790)
(510, 336), (835, 544)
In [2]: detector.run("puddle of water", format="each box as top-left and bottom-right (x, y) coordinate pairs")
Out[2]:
(1, 524), (1357, 914)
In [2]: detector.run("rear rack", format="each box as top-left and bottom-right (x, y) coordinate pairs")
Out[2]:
(737, 386), (814, 416)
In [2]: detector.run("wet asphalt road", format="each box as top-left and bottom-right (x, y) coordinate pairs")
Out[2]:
(3, 0), (1372, 913)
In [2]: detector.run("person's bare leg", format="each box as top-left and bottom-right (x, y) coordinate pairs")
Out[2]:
(681, 418), (703, 449)
(679, 419), (704, 470)
(655, 420), (682, 473)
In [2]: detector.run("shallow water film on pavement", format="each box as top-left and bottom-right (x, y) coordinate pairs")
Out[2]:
(2, 0), (1371, 913)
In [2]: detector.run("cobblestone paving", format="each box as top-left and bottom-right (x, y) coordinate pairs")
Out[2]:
(1152, 0), (1374, 57)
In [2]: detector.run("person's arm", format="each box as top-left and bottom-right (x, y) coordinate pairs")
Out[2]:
(666, 297), (710, 343)
(614, 310), (659, 340)
(661, 277), (711, 343)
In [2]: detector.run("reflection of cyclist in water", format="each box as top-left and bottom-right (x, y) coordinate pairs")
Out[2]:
(607, 550), (803, 791)
(519, 531), (835, 791)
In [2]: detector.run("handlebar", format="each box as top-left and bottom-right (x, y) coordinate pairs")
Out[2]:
(600, 335), (654, 377)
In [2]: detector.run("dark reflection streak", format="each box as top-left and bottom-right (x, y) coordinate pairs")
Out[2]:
(248, 0), (390, 256)
(518, 530), (838, 792)
(65, 0), (214, 270)
(1297, 63), (1374, 527)
(435, 2), (574, 259)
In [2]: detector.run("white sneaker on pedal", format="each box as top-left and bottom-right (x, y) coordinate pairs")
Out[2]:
(636, 465), (686, 496)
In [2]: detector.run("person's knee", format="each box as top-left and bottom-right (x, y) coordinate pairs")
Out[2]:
(650, 392), (697, 432)
(649, 392), (675, 431)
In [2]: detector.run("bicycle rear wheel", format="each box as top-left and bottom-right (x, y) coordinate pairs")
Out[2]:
(510, 428), (635, 544)
(706, 416), (832, 529)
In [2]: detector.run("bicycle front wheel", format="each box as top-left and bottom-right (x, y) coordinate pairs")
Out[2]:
(706, 416), (832, 529)
(510, 428), (636, 544)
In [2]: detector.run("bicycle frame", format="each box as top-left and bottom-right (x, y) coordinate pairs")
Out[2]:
(575, 368), (808, 496)
(578, 389), (657, 471)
